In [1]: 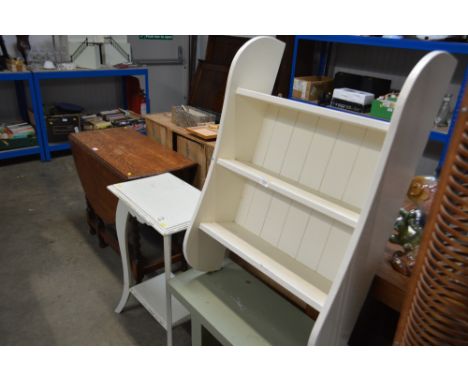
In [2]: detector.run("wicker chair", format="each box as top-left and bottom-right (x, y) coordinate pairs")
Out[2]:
(394, 90), (468, 345)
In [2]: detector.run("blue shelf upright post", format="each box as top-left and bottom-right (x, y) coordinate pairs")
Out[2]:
(288, 37), (300, 99)
(438, 66), (468, 171)
(31, 72), (52, 161)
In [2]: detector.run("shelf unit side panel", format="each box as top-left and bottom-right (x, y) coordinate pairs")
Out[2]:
(184, 166), (245, 271)
(184, 36), (286, 271)
(310, 51), (458, 345)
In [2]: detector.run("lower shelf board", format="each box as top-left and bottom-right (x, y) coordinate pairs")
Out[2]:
(199, 221), (331, 312)
(169, 260), (315, 345)
(130, 273), (189, 329)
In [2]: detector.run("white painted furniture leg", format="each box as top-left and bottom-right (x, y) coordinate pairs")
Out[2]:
(115, 200), (133, 313)
(164, 234), (173, 346)
(191, 315), (202, 346)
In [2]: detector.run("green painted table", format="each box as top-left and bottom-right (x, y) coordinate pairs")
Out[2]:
(169, 260), (315, 346)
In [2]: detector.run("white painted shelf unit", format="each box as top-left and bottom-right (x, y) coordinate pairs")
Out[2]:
(184, 37), (456, 345)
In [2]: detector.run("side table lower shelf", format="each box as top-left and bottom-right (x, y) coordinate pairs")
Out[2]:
(131, 273), (189, 329)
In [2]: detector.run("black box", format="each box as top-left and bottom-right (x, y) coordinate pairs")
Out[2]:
(46, 114), (81, 143)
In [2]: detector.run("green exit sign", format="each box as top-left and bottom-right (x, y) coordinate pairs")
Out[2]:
(138, 35), (173, 40)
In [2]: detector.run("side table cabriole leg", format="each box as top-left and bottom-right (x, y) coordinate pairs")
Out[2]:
(164, 234), (173, 346)
(115, 200), (133, 313)
(128, 215), (143, 283)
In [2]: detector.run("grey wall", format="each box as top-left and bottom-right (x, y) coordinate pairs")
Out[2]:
(1, 35), (126, 120)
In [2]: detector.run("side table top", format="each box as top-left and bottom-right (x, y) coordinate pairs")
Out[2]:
(108, 173), (200, 235)
(69, 128), (196, 180)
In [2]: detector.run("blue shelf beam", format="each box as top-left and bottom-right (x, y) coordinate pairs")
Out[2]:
(48, 142), (71, 152)
(32, 67), (150, 161)
(33, 68), (150, 80)
(0, 72), (32, 81)
(0, 146), (42, 160)
(429, 131), (450, 144)
(295, 35), (468, 55)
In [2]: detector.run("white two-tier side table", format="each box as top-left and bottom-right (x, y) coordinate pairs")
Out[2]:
(108, 173), (200, 345)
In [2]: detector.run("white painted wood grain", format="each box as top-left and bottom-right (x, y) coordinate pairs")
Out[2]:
(199, 221), (331, 311)
(242, 184), (272, 235)
(236, 87), (389, 132)
(252, 105), (278, 167)
(235, 182), (256, 227)
(262, 108), (298, 173)
(217, 158), (359, 227)
(260, 194), (291, 246)
(317, 223), (353, 280)
(280, 112), (319, 181)
(277, 202), (310, 257)
(299, 117), (341, 190)
(319, 123), (366, 200)
(342, 129), (385, 209)
(296, 212), (334, 271)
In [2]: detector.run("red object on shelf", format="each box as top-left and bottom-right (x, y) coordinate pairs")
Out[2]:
(125, 76), (146, 115)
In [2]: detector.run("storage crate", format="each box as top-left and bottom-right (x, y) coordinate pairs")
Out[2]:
(171, 105), (216, 127)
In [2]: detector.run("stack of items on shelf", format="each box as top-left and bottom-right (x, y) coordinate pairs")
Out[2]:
(82, 108), (146, 134)
(292, 71), (396, 120)
(0, 122), (36, 150)
(32, 102), (146, 144)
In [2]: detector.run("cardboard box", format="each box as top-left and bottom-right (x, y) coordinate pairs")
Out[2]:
(292, 76), (333, 102)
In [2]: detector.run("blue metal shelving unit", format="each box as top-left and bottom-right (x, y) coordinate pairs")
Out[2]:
(32, 67), (150, 161)
(288, 35), (468, 169)
(0, 71), (45, 161)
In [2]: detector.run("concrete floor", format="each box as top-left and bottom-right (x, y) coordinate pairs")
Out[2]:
(0, 154), (191, 345)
